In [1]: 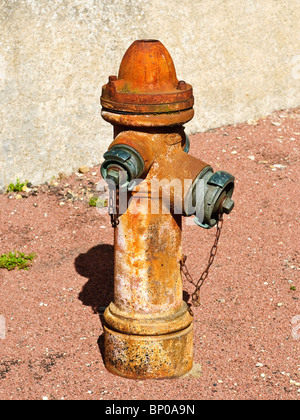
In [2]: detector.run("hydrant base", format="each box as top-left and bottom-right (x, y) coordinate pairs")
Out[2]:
(103, 323), (193, 379)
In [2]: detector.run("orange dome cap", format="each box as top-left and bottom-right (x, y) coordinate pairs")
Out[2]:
(101, 40), (194, 115)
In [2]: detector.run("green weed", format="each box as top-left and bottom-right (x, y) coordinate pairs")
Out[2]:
(89, 196), (98, 207)
(0, 251), (36, 271)
(89, 196), (107, 208)
(6, 179), (28, 193)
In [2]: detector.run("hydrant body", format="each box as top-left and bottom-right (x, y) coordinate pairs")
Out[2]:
(100, 40), (234, 379)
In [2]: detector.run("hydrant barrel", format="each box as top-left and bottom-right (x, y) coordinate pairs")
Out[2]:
(103, 132), (195, 379)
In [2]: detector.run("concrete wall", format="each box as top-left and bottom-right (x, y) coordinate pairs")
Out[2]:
(0, 0), (299, 189)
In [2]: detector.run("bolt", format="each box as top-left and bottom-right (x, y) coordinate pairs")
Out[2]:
(177, 80), (187, 90)
(221, 197), (234, 214)
(109, 75), (117, 83)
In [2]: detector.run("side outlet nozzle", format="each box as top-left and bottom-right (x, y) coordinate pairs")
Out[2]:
(194, 170), (235, 229)
(101, 145), (144, 187)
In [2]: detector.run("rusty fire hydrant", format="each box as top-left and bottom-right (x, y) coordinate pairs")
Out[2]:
(100, 40), (234, 379)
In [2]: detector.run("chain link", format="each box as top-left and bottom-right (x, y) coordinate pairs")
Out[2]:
(180, 210), (224, 307)
(108, 186), (119, 228)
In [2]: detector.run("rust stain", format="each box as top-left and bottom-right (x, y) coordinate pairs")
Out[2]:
(104, 323), (193, 379)
(101, 108), (195, 127)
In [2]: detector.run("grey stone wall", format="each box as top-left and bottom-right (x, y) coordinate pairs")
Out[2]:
(0, 0), (299, 189)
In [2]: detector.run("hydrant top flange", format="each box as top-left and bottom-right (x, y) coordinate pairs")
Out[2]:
(101, 40), (194, 122)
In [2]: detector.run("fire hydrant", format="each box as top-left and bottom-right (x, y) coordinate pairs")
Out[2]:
(100, 40), (234, 379)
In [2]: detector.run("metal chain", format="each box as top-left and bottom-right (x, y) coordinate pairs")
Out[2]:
(108, 187), (119, 228)
(180, 210), (224, 307)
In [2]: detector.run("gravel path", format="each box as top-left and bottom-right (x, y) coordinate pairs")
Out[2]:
(0, 108), (299, 400)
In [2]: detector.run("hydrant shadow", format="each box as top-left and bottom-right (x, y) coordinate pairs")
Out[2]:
(75, 243), (114, 313)
(75, 244), (114, 361)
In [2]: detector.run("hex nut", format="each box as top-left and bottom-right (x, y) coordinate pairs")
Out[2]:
(221, 197), (234, 214)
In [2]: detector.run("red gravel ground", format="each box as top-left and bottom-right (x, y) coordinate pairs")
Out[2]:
(0, 108), (299, 400)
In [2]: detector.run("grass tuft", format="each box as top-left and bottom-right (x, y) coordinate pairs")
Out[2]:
(6, 179), (28, 193)
(0, 251), (36, 271)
